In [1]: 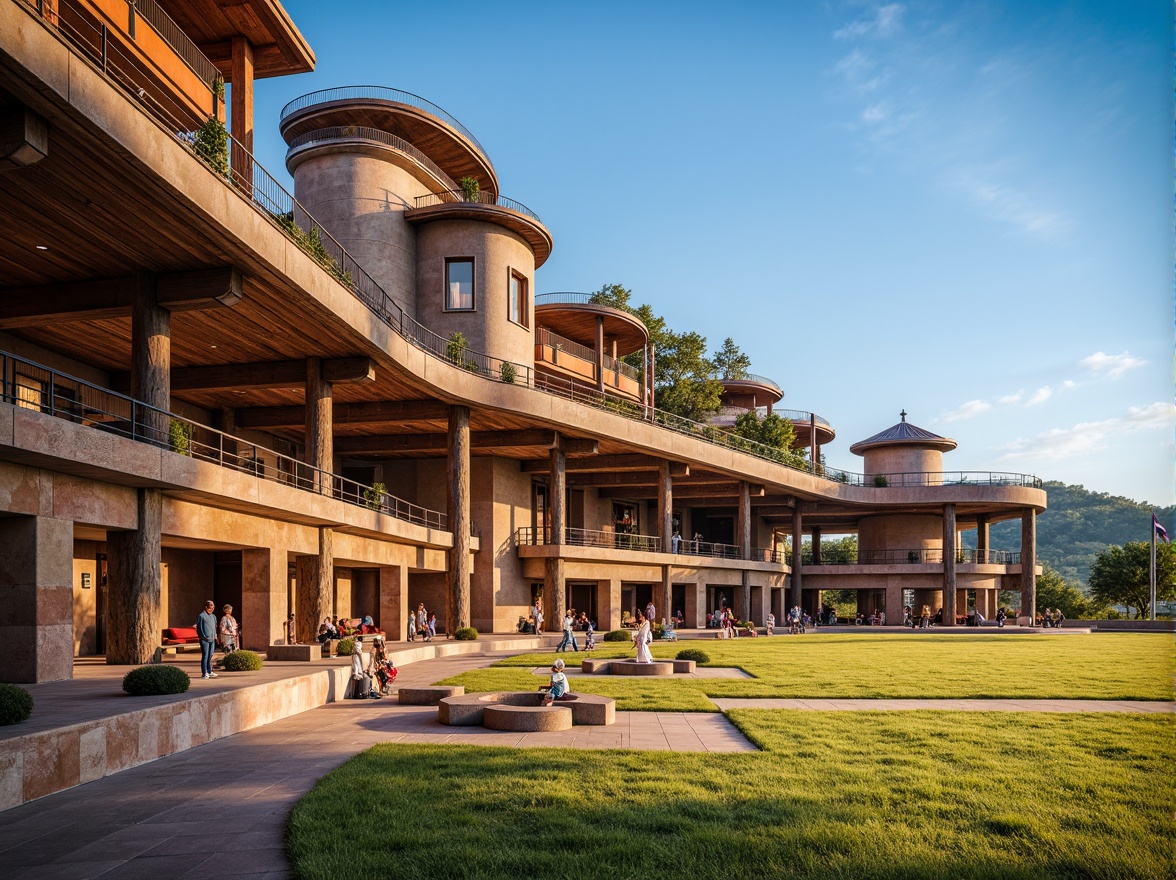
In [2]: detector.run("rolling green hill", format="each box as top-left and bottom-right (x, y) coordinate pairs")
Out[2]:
(967, 481), (1174, 587)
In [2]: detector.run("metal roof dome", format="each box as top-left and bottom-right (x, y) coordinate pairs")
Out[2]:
(849, 410), (957, 455)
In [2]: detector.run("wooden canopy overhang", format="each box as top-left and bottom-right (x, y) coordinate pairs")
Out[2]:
(158, 0), (314, 79)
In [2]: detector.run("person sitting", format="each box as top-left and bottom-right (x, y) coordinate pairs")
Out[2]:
(1053, 608), (1065, 627)
(317, 617), (335, 646)
(540, 659), (570, 705)
(934, 609), (943, 626)
(359, 615), (380, 635)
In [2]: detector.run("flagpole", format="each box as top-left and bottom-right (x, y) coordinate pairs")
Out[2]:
(1150, 514), (1157, 621)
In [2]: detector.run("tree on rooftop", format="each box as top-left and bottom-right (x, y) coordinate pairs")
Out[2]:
(588, 283), (634, 312)
(732, 410), (804, 466)
(711, 337), (751, 380)
(655, 329), (724, 421)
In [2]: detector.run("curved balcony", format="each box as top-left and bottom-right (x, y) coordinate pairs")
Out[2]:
(535, 329), (643, 401)
(285, 126), (458, 191)
(805, 548), (1023, 565)
(279, 86), (497, 196)
(710, 405), (836, 447)
(404, 191), (552, 268)
(534, 292), (648, 356)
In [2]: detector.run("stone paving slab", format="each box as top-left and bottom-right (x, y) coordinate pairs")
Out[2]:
(534, 666), (752, 679)
(710, 698), (1175, 713)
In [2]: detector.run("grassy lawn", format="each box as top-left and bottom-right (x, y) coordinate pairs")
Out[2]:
(438, 633), (1175, 708)
(287, 711), (1175, 879)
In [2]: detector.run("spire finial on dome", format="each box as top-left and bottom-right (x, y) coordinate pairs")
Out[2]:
(900, 409), (907, 422)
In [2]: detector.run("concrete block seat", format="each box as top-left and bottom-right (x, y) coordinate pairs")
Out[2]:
(267, 644), (324, 661)
(397, 685), (464, 705)
(484, 704), (572, 732)
(608, 659), (676, 676)
(439, 691), (615, 727)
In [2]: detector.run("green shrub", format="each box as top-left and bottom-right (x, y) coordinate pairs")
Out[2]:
(603, 629), (630, 642)
(499, 361), (516, 384)
(676, 648), (710, 663)
(362, 482), (386, 510)
(459, 176), (480, 201)
(221, 650), (263, 671)
(873, 474), (890, 487)
(447, 332), (468, 365)
(168, 419), (191, 455)
(454, 626), (478, 640)
(122, 664), (191, 696)
(336, 637), (356, 656)
(0, 684), (33, 725)
(194, 117), (229, 177)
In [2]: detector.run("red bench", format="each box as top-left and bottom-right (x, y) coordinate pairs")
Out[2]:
(161, 626), (202, 654)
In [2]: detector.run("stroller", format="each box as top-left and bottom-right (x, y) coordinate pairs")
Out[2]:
(584, 625), (597, 651)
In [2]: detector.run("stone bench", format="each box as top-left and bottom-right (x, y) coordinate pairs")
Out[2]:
(397, 685), (464, 706)
(439, 691), (615, 727)
(581, 659), (694, 675)
(266, 644), (323, 661)
(483, 704), (572, 732)
(609, 659), (675, 676)
(581, 658), (609, 674)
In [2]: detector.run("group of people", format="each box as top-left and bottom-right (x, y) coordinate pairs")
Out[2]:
(406, 603), (437, 642)
(317, 614), (382, 646)
(349, 635), (398, 699)
(195, 601), (240, 679)
(1038, 608), (1066, 627)
(556, 609), (596, 652)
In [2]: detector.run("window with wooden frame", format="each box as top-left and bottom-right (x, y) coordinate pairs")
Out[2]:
(14, 373), (44, 411)
(445, 258), (475, 311)
(508, 269), (528, 328)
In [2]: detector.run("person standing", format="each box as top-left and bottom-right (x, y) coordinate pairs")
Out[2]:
(556, 610), (579, 652)
(671, 530), (681, 553)
(407, 608), (416, 642)
(645, 600), (656, 624)
(218, 604), (239, 654)
(633, 611), (653, 662)
(533, 602), (544, 636)
(196, 600), (218, 679)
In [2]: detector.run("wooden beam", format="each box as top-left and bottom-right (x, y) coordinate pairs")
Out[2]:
(565, 470), (736, 488)
(336, 429), (568, 455)
(0, 268), (244, 328)
(236, 399), (448, 430)
(519, 454), (687, 474)
(170, 356), (374, 391)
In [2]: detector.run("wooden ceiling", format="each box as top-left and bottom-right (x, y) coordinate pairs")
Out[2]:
(534, 303), (648, 354)
(157, 0), (315, 79)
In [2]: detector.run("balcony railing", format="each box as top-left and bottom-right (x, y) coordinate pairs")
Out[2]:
(804, 548), (1022, 565)
(536, 327), (597, 365)
(280, 86), (491, 166)
(714, 371), (783, 394)
(714, 406), (833, 429)
(21, 1), (1043, 495)
(535, 292), (600, 306)
(602, 352), (641, 382)
(0, 351), (447, 530)
(518, 526), (661, 554)
(410, 190), (543, 225)
(286, 126), (458, 191)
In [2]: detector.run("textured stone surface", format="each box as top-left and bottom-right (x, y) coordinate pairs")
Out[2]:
(483, 704), (572, 732)
(266, 644), (322, 662)
(397, 685), (463, 705)
(609, 659), (675, 676)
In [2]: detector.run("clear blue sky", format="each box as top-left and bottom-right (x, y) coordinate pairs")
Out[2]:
(249, 1), (1173, 507)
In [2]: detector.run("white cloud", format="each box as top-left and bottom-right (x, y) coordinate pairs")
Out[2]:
(1080, 351), (1147, 380)
(834, 49), (887, 95)
(1026, 385), (1052, 406)
(950, 169), (1071, 239)
(835, 4), (905, 40)
(940, 399), (992, 422)
(862, 102), (891, 124)
(1061, 380), (1076, 390)
(998, 390), (1024, 405)
(996, 402), (1174, 461)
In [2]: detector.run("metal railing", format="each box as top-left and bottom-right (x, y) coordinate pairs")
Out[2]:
(714, 371), (783, 394)
(713, 406), (833, 429)
(410, 190), (543, 225)
(128, 0), (220, 84)
(21, 1), (1043, 495)
(677, 539), (744, 560)
(280, 86), (491, 166)
(535, 292), (601, 306)
(804, 548), (1022, 565)
(0, 351), (447, 530)
(602, 352), (641, 382)
(286, 126), (458, 191)
(517, 526), (662, 554)
(536, 327), (597, 365)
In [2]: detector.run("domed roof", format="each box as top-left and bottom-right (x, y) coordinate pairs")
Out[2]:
(849, 411), (957, 455)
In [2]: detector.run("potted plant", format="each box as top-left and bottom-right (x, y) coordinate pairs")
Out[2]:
(459, 176), (480, 202)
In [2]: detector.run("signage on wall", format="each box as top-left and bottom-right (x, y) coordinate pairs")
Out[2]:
(81, 572), (92, 589)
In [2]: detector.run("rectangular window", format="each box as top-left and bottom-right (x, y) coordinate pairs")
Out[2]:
(508, 269), (528, 327)
(15, 373), (44, 411)
(445, 258), (474, 310)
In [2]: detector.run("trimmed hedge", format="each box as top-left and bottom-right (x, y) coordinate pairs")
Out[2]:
(603, 629), (630, 642)
(676, 648), (710, 664)
(0, 683), (33, 725)
(454, 627), (478, 640)
(221, 650), (263, 671)
(122, 664), (191, 696)
(336, 637), (357, 656)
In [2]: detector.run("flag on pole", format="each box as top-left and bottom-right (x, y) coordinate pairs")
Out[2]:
(1154, 515), (1169, 544)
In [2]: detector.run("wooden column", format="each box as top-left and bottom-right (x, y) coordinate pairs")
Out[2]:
(811, 526), (822, 565)
(230, 35), (254, 188)
(130, 272), (169, 444)
(305, 358), (333, 492)
(790, 505), (803, 610)
(942, 503), (957, 626)
(1021, 509), (1036, 625)
(294, 534), (333, 646)
(647, 343), (656, 412)
(739, 480), (752, 621)
(659, 460), (673, 617)
(447, 405), (471, 635)
(106, 489), (163, 665)
(661, 564), (672, 626)
(545, 439), (566, 631)
(810, 414), (817, 473)
(594, 315), (605, 392)
(976, 514), (990, 563)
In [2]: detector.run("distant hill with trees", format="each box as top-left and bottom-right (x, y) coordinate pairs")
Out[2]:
(965, 481), (1175, 587)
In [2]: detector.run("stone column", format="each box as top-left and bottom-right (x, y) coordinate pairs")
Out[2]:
(884, 577), (903, 625)
(305, 358), (333, 493)
(378, 565), (404, 642)
(790, 505), (803, 610)
(661, 565), (672, 625)
(241, 547), (287, 650)
(942, 503), (957, 626)
(545, 439), (566, 631)
(975, 514), (989, 563)
(811, 526), (822, 564)
(658, 460), (673, 549)
(447, 405), (471, 634)
(1021, 509), (1036, 625)
(0, 516), (73, 682)
(739, 481), (752, 621)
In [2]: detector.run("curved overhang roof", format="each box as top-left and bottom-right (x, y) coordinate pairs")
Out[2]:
(720, 376), (783, 406)
(163, 0), (316, 79)
(534, 302), (648, 354)
(850, 414), (957, 455)
(279, 92), (498, 195)
(404, 202), (553, 269)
